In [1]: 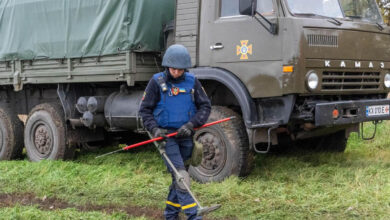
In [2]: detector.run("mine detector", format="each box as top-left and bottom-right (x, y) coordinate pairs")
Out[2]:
(0, 0), (390, 182)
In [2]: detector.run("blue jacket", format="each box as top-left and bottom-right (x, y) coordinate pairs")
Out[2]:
(152, 72), (197, 129)
(139, 69), (211, 132)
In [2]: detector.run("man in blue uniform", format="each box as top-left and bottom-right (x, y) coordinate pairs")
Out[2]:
(139, 44), (211, 220)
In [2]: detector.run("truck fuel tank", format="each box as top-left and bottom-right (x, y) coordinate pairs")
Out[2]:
(104, 90), (144, 131)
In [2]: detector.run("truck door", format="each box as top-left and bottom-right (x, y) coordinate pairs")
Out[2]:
(198, 0), (284, 97)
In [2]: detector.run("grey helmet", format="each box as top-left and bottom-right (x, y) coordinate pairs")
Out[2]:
(162, 44), (192, 69)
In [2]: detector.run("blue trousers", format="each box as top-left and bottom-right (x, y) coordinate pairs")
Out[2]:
(163, 137), (202, 220)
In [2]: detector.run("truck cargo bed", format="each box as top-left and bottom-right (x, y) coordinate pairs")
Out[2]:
(0, 52), (160, 89)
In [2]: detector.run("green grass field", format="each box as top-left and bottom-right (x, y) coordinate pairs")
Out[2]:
(0, 122), (389, 219)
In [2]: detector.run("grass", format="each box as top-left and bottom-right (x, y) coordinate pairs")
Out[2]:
(0, 122), (390, 219)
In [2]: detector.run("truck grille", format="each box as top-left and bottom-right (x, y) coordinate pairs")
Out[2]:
(307, 34), (338, 47)
(322, 71), (380, 91)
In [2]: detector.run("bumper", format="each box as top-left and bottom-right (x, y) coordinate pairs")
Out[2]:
(315, 99), (390, 126)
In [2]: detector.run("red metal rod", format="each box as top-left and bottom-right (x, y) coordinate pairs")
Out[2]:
(122, 116), (234, 151)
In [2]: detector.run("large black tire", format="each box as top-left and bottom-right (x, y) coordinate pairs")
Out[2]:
(0, 105), (24, 160)
(81, 141), (103, 152)
(24, 103), (74, 161)
(189, 106), (253, 183)
(297, 130), (347, 152)
(320, 130), (347, 152)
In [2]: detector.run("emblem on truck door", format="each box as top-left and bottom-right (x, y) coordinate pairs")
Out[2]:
(236, 40), (252, 60)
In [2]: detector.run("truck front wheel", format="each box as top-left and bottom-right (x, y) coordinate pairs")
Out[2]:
(320, 130), (347, 152)
(24, 103), (74, 161)
(189, 106), (253, 183)
(297, 130), (347, 152)
(0, 105), (24, 160)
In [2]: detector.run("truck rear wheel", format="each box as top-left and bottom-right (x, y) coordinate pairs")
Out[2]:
(0, 105), (24, 160)
(24, 103), (74, 161)
(81, 141), (102, 152)
(189, 106), (253, 183)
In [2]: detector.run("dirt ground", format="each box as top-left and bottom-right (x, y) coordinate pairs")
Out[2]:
(0, 192), (163, 219)
(0, 192), (231, 219)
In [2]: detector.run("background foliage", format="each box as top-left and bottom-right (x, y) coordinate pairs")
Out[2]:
(378, 0), (390, 24)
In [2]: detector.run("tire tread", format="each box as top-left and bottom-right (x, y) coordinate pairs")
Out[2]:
(190, 106), (253, 182)
(0, 105), (24, 160)
(25, 102), (74, 161)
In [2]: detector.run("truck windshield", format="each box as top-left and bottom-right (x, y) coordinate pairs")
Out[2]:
(286, 0), (344, 18)
(286, 0), (384, 24)
(339, 0), (383, 23)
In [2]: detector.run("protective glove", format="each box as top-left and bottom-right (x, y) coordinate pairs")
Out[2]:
(176, 122), (194, 138)
(152, 127), (168, 138)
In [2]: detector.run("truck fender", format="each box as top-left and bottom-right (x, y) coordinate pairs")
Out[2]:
(190, 67), (258, 128)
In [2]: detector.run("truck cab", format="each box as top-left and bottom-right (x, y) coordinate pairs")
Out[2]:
(176, 0), (390, 181)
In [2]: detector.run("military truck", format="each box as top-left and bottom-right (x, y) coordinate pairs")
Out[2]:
(0, 0), (389, 182)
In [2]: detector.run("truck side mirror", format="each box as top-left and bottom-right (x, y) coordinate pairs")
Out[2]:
(239, 0), (257, 16)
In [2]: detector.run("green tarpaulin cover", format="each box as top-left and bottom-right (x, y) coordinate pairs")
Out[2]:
(0, 0), (174, 61)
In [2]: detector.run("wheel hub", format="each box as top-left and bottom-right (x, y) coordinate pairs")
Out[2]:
(34, 125), (52, 155)
(198, 133), (224, 171)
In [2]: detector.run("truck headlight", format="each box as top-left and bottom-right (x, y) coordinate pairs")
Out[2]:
(384, 73), (390, 88)
(306, 71), (319, 91)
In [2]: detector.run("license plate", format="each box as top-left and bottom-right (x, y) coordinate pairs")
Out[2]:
(366, 105), (390, 117)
